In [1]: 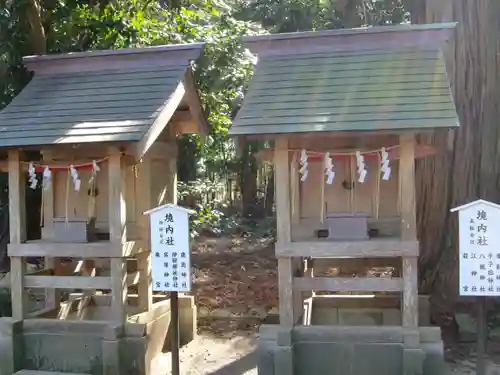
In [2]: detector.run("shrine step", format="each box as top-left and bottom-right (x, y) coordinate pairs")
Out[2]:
(14, 370), (90, 375)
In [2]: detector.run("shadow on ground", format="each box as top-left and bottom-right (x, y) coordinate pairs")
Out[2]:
(207, 350), (257, 375)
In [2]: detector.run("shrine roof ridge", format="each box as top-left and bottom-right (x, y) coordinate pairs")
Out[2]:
(23, 42), (204, 63)
(450, 199), (500, 213)
(243, 22), (457, 43)
(242, 23), (457, 57)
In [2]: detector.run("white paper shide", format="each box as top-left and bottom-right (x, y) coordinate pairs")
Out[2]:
(452, 200), (500, 296)
(145, 204), (193, 292)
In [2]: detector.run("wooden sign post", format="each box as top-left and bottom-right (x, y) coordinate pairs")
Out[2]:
(144, 203), (194, 375)
(451, 199), (500, 375)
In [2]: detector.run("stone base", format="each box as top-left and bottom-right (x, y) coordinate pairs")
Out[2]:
(307, 294), (431, 326)
(0, 295), (196, 375)
(258, 325), (445, 375)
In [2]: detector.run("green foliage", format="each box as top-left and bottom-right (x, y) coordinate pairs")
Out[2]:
(178, 179), (229, 238)
(235, 0), (407, 32)
(178, 179), (275, 239)
(0, 0), (410, 242)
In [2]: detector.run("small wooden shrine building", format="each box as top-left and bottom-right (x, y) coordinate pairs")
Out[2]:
(231, 23), (459, 375)
(0, 44), (207, 375)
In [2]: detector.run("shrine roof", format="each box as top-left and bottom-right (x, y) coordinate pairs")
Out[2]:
(230, 23), (459, 136)
(0, 43), (208, 157)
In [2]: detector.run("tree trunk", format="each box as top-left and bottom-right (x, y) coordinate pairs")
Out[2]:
(265, 167), (274, 217)
(413, 0), (500, 320)
(25, 0), (46, 54)
(239, 142), (258, 217)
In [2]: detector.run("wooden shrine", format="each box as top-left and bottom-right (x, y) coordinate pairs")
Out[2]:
(0, 44), (208, 375)
(231, 23), (459, 375)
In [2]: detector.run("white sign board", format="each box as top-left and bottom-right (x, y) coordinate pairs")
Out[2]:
(144, 204), (194, 292)
(451, 199), (500, 296)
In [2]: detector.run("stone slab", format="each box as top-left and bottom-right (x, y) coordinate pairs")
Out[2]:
(353, 343), (403, 375)
(258, 325), (445, 375)
(294, 342), (352, 375)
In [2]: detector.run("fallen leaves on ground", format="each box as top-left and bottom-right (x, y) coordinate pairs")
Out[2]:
(187, 236), (278, 334)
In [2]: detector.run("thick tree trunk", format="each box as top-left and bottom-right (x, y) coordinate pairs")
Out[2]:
(414, 0), (500, 318)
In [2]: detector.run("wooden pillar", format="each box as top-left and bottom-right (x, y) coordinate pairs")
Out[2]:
(108, 147), (127, 324)
(8, 150), (26, 320)
(166, 142), (178, 205)
(399, 133), (420, 372)
(135, 156), (153, 313)
(275, 138), (295, 326)
(290, 152), (300, 228)
(40, 151), (59, 310)
(41, 151), (55, 240)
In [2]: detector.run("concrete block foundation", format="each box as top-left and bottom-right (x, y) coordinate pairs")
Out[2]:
(0, 295), (196, 375)
(258, 325), (445, 375)
(307, 294), (431, 326)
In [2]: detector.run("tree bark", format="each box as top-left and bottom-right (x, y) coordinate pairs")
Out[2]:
(414, 0), (500, 314)
(24, 0), (46, 54)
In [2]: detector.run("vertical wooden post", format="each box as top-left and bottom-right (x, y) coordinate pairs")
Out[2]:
(399, 133), (419, 361)
(166, 141), (181, 375)
(275, 138), (295, 326)
(41, 151), (58, 310)
(166, 142), (178, 205)
(476, 297), (487, 375)
(290, 152), (300, 228)
(41, 152), (55, 240)
(108, 147), (127, 324)
(8, 150), (26, 320)
(135, 156), (153, 313)
(399, 134), (418, 327)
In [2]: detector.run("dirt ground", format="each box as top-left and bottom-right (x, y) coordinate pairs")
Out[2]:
(151, 236), (500, 375)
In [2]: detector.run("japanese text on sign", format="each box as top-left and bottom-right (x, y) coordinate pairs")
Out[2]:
(146, 204), (192, 293)
(453, 200), (500, 296)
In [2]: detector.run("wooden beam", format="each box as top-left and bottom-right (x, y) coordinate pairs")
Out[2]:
(276, 239), (419, 258)
(108, 147), (127, 244)
(8, 149), (26, 320)
(135, 155), (153, 313)
(135, 81), (186, 159)
(183, 67), (210, 134)
(278, 258), (295, 326)
(108, 147), (128, 324)
(166, 141), (178, 205)
(8, 241), (127, 258)
(399, 134), (417, 240)
(398, 134), (419, 342)
(41, 153), (55, 240)
(40, 152), (59, 310)
(275, 137), (291, 245)
(8, 150), (26, 244)
(290, 152), (300, 226)
(402, 257), (418, 327)
(293, 277), (403, 292)
(24, 275), (111, 289)
(275, 138), (295, 326)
